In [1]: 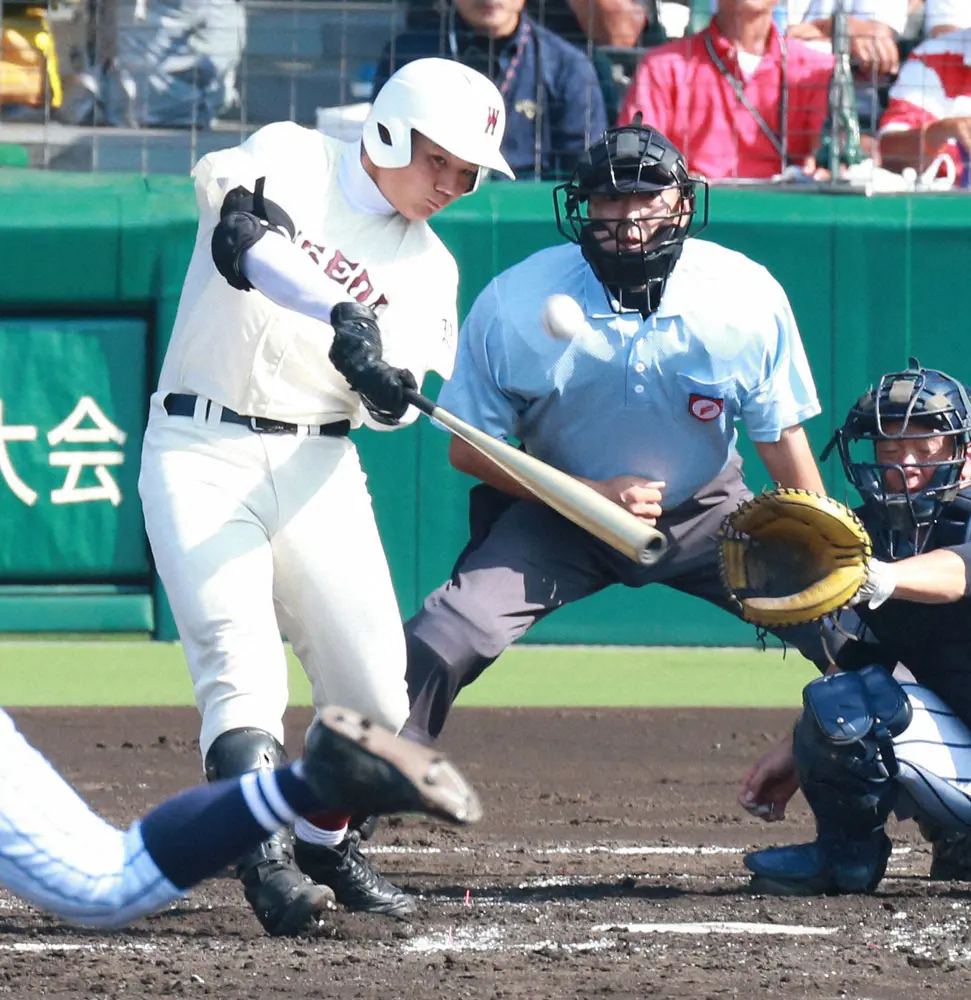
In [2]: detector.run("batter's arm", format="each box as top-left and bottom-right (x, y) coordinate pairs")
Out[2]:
(753, 425), (826, 494)
(240, 232), (349, 323)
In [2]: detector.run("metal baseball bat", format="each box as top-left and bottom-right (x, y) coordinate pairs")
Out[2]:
(405, 389), (668, 567)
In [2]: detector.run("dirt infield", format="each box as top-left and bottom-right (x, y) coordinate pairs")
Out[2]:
(3, 705), (969, 999)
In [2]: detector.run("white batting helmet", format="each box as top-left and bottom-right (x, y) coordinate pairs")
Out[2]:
(362, 58), (515, 192)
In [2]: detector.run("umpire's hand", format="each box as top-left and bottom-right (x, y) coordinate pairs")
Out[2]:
(589, 475), (666, 525)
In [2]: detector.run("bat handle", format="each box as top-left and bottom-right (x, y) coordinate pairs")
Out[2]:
(404, 387), (436, 418)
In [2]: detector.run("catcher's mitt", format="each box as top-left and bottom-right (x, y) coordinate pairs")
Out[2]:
(718, 488), (872, 628)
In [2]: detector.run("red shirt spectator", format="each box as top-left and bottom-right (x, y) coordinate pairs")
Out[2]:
(618, 17), (834, 179)
(879, 29), (971, 185)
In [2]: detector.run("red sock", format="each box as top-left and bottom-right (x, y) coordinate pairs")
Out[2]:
(305, 811), (351, 831)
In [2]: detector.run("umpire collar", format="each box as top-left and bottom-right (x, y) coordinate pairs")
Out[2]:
(581, 257), (688, 321)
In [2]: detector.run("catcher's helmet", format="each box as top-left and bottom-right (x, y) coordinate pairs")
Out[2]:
(553, 120), (708, 310)
(825, 358), (971, 552)
(362, 58), (514, 193)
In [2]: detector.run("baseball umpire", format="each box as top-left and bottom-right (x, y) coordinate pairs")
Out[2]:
(138, 58), (513, 934)
(400, 118), (838, 751)
(0, 706), (479, 930)
(742, 360), (971, 894)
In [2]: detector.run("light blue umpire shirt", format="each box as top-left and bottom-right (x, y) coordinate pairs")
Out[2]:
(438, 239), (821, 510)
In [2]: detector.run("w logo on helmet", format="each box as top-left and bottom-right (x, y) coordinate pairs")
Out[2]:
(484, 107), (500, 135)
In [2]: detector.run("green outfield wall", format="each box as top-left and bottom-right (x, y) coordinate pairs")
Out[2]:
(1, 171), (969, 644)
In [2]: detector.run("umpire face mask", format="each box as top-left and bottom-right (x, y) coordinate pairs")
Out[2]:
(554, 123), (708, 316)
(579, 188), (689, 311)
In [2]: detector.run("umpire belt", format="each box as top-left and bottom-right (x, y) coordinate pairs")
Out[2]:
(163, 394), (350, 437)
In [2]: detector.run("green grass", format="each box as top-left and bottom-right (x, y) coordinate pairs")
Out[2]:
(0, 641), (816, 708)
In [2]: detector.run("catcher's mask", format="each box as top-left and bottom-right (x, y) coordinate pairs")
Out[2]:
(553, 118), (708, 314)
(823, 358), (971, 554)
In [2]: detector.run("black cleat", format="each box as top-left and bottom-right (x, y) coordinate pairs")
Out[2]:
(295, 834), (416, 918)
(242, 860), (335, 936)
(202, 728), (336, 937)
(237, 832), (335, 937)
(302, 705), (482, 824)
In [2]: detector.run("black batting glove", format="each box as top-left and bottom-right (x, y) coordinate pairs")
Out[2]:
(329, 302), (383, 383)
(355, 363), (418, 425)
(328, 303), (416, 423)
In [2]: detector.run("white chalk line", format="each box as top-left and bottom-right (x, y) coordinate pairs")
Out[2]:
(593, 921), (837, 937)
(0, 941), (157, 954)
(403, 920), (837, 955)
(367, 844), (746, 857)
(367, 844), (914, 858)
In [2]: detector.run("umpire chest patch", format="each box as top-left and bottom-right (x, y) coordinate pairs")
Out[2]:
(688, 394), (724, 421)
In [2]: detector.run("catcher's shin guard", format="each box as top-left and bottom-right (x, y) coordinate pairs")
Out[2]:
(746, 667), (909, 896)
(796, 666), (910, 835)
(204, 728), (334, 936)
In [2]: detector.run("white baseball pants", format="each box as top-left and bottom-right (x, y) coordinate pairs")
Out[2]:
(894, 682), (971, 830)
(138, 401), (409, 757)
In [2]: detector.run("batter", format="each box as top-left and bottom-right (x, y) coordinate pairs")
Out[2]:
(138, 58), (512, 934)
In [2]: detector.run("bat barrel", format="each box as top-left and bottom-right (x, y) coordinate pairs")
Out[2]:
(636, 531), (668, 566)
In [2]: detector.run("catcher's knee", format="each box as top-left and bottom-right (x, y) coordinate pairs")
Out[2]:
(794, 666), (912, 832)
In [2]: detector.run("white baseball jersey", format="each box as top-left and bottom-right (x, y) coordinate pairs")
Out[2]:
(440, 240), (820, 510)
(157, 122), (459, 426)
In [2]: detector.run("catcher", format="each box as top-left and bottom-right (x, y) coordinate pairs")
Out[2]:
(733, 360), (971, 895)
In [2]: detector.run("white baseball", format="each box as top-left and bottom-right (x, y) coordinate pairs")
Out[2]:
(541, 294), (586, 340)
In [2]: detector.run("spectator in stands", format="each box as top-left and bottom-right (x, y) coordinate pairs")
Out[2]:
(787, 1), (907, 78)
(407, 0), (663, 47)
(618, 0), (834, 180)
(877, 26), (971, 185)
(63, 0), (245, 128)
(373, 0), (608, 180)
(556, 0), (661, 46)
(784, 1), (908, 133)
(922, 0), (971, 38)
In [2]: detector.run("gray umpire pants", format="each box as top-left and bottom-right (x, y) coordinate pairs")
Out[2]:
(403, 455), (841, 743)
